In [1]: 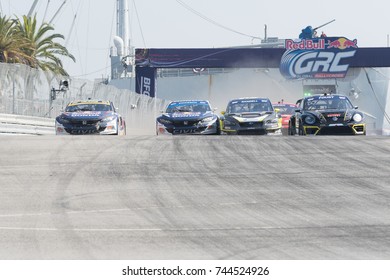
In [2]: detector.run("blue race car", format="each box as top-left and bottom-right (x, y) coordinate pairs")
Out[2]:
(55, 100), (126, 135)
(156, 100), (220, 135)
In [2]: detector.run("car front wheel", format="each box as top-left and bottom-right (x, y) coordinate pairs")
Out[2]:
(288, 121), (295, 135)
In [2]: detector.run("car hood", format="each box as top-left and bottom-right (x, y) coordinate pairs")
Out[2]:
(59, 111), (114, 120)
(228, 113), (274, 122)
(161, 111), (214, 121)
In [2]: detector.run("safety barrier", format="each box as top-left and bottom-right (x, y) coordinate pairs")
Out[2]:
(0, 63), (171, 135)
(0, 113), (55, 135)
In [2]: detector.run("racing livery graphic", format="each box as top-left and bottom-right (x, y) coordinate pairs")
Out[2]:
(156, 100), (220, 135)
(55, 100), (126, 135)
(221, 97), (281, 135)
(288, 93), (366, 136)
(280, 37), (358, 79)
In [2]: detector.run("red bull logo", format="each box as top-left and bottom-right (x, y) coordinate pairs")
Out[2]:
(327, 38), (358, 50)
(285, 39), (325, 50)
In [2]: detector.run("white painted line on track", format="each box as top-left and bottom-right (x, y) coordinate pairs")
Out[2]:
(0, 202), (258, 218)
(0, 226), (277, 232)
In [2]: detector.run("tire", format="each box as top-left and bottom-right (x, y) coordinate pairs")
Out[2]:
(288, 121), (295, 135)
(298, 121), (305, 136)
(215, 119), (221, 135)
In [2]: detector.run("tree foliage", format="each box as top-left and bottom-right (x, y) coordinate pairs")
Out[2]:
(0, 14), (75, 76)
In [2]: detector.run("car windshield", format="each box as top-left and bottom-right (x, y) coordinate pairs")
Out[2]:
(227, 100), (272, 113)
(66, 104), (112, 112)
(303, 97), (353, 110)
(166, 102), (211, 113)
(273, 105), (296, 115)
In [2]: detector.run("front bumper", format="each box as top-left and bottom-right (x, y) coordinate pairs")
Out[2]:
(55, 119), (118, 135)
(223, 121), (280, 135)
(156, 119), (218, 135)
(303, 123), (366, 135)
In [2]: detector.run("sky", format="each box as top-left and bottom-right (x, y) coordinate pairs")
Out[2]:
(1, 0), (389, 81)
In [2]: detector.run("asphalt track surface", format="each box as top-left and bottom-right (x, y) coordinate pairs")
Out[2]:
(0, 134), (390, 259)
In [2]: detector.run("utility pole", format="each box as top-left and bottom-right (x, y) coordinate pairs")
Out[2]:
(48, 80), (69, 117)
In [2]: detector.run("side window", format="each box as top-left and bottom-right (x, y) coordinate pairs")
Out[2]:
(295, 99), (303, 109)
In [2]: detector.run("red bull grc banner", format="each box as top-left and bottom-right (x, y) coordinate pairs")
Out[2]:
(280, 37), (358, 79)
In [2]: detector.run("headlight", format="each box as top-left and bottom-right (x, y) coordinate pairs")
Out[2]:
(57, 117), (70, 124)
(201, 116), (215, 123)
(224, 120), (236, 126)
(265, 118), (279, 129)
(102, 115), (116, 122)
(353, 113), (363, 122)
(304, 115), (316, 124)
(266, 119), (278, 124)
(158, 118), (172, 125)
(344, 112), (352, 122)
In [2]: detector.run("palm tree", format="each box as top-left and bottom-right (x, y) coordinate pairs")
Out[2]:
(0, 15), (36, 66)
(15, 15), (75, 76)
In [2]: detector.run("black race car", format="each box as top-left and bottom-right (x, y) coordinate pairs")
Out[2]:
(156, 100), (220, 135)
(55, 100), (126, 135)
(288, 94), (366, 135)
(221, 97), (281, 135)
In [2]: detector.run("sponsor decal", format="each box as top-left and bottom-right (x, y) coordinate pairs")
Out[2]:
(285, 39), (326, 50)
(172, 112), (201, 118)
(71, 129), (97, 134)
(280, 37), (358, 79)
(232, 99), (268, 104)
(135, 66), (156, 97)
(169, 101), (208, 106)
(141, 77), (151, 96)
(174, 129), (197, 134)
(70, 112), (101, 117)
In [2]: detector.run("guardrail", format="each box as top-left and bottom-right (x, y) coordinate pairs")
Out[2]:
(0, 113), (55, 135)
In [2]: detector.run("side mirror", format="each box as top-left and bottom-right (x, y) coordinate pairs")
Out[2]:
(354, 106), (359, 109)
(295, 109), (301, 113)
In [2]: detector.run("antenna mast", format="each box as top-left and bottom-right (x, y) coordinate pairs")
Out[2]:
(117, 0), (130, 56)
(27, 0), (39, 17)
